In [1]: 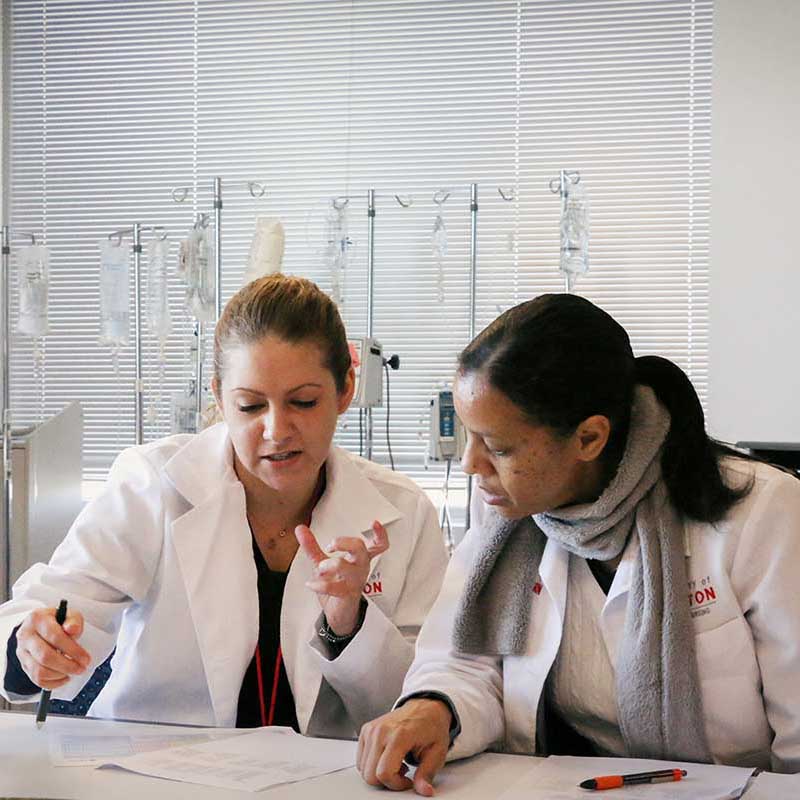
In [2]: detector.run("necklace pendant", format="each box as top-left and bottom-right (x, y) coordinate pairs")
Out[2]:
(279, 528), (287, 538)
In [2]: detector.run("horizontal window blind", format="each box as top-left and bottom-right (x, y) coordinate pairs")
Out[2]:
(8, 0), (712, 484)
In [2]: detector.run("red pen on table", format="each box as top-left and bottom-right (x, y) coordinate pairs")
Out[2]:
(579, 768), (687, 791)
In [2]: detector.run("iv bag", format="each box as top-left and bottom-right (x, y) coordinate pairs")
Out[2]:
(245, 217), (285, 284)
(146, 236), (172, 340)
(324, 201), (349, 306)
(432, 212), (447, 304)
(560, 180), (590, 290)
(16, 244), (50, 338)
(98, 238), (130, 349)
(183, 226), (216, 322)
(171, 385), (197, 435)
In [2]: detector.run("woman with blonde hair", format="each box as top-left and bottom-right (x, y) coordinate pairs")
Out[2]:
(0, 274), (447, 737)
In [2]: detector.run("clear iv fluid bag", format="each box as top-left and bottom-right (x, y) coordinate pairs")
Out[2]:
(99, 238), (130, 349)
(180, 226), (215, 322)
(324, 202), (349, 306)
(432, 213), (447, 303)
(146, 237), (172, 339)
(17, 244), (50, 338)
(560, 180), (590, 283)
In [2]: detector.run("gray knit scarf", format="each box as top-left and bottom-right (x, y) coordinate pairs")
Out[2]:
(452, 385), (712, 763)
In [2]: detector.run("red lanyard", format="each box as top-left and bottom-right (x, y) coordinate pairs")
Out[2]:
(252, 495), (319, 727)
(255, 645), (283, 727)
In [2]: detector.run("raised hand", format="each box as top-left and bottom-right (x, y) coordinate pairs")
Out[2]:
(295, 520), (389, 636)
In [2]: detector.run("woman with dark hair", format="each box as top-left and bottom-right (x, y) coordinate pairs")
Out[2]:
(358, 294), (800, 795)
(0, 274), (447, 737)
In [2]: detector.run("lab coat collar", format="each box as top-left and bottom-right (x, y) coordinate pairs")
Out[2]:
(163, 423), (238, 507)
(605, 529), (638, 606)
(165, 426), (404, 727)
(307, 447), (404, 550)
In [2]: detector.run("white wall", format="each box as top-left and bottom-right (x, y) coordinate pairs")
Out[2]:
(709, 0), (800, 444)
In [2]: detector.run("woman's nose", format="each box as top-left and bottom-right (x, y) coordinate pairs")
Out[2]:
(460, 437), (481, 476)
(261, 408), (292, 443)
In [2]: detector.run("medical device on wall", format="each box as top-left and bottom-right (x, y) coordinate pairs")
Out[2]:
(245, 216), (285, 284)
(427, 389), (465, 462)
(348, 337), (384, 408)
(550, 170), (589, 293)
(427, 388), (465, 555)
(16, 243), (50, 339)
(98, 238), (130, 351)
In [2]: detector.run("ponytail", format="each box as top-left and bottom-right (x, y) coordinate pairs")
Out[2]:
(634, 355), (752, 522)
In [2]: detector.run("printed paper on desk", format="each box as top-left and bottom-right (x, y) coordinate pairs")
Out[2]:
(496, 756), (753, 800)
(739, 771), (800, 800)
(49, 728), (246, 766)
(97, 726), (357, 792)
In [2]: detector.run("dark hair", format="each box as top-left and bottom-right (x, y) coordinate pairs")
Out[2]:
(214, 274), (351, 393)
(458, 293), (752, 523)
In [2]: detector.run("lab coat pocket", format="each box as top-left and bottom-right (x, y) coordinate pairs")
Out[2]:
(695, 616), (771, 767)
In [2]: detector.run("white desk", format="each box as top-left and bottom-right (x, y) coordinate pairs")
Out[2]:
(0, 710), (792, 799)
(0, 711), (532, 800)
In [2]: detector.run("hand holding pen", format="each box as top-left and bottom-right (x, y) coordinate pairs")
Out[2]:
(35, 599), (68, 727)
(580, 768), (688, 791)
(13, 599), (90, 727)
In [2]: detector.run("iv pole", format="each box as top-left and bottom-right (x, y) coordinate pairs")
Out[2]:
(465, 182), (478, 532)
(106, 223), (167, 446)
(194, 177), (223, 430)
(0, 225), (35, 600)
(172, 177), (264, 433)
(365, 188), (376, 460)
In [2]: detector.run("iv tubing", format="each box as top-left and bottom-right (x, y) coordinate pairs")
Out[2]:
(365, 189), (376, 461)
(133, 223), (144, 445)
(465, 183), (478, 531)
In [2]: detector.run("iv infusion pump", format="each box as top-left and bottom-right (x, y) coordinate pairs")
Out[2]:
(428, 389), (465, 462)
(348, 337), (384, 408)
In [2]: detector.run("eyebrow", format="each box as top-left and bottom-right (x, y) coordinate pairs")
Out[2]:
(231, 383), (324, 394)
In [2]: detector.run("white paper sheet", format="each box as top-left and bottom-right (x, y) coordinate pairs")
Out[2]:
(98, 726), (357, 792)
(497, 756), (753, 800)
(739, 771), (800, 800)
(49, 727), (246, 766)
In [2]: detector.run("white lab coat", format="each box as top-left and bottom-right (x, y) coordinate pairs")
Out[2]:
(0, 423), (448, 737)
(401, 458), (800, 773)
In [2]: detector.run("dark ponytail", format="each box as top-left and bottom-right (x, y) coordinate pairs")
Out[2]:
(459, 294), (753, 524)
(634, 356), (752, 523)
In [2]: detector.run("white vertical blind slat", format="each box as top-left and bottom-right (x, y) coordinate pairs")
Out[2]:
(8, 0), (712, 484)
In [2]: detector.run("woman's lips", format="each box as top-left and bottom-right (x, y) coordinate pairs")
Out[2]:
(478, 485), (508, 505)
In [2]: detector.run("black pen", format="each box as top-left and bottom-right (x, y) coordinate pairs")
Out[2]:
(35, 599), (68, 729)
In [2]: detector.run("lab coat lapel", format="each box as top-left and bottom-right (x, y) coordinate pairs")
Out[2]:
(306, 447), (403, 551)
(504, 537), (569, 754)
(166, 425), (259, 727)
(282, 446), (403, 733)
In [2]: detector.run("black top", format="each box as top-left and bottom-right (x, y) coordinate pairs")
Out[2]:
(235, 537), (299, 730)
(587, 559), (615, 595)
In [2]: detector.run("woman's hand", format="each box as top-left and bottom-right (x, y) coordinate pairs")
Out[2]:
(357, 698), (453, 796)
(295, 520), (389, 636)
(15, 607), (91, 690)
